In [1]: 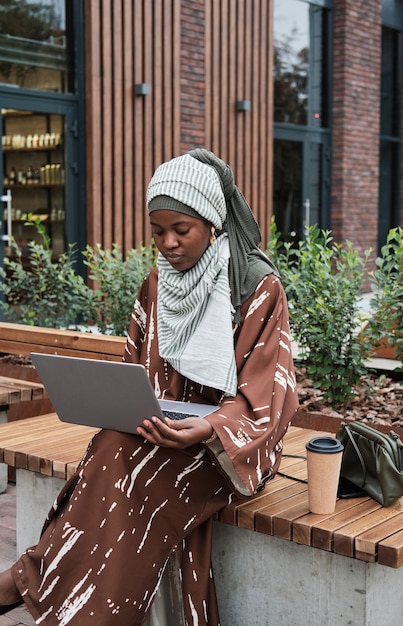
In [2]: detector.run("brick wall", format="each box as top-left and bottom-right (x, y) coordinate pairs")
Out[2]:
(180, 0), (206, 150)
(331, 0), (382, 261)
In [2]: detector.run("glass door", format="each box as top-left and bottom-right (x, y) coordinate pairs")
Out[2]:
(273, 130), (330, 243)
(2, 108), (66, 260)
(0, 91), (83, 273)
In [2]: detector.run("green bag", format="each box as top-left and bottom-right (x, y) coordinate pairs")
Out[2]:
(336, 421), (403, 507)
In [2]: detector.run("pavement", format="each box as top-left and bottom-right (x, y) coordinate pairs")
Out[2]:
(0, 484), (35, 626)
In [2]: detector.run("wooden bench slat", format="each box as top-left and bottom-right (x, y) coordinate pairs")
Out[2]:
(378, 529), (403, 568)
(254, 491), (309, 536)
(0, 376), (44, 405)
(355, 513), (403, 562)
(20, 440), (94, 476)
(237, 481), (307, 530)
(0, 322), (126, 357)
(292, 497), (373, 547)
(216, 474), (299, 526)
(0, 340), (124, 361)
(272, 499), (311, 540)
(0, 421), (91, 453)
(311, 499), (380, 551)
(0, 389), (20, 404)
(332, 503), (403, 557)
(0, 376), (45, 391)
(18, 431), (96, 474)
(0, 413), (97, 476)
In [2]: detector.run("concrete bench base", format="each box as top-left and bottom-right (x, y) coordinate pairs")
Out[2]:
(16, 469), (65, 555)
(0, 463), (6, 493)
(13, 468), (403, 626)
(0, 412), (7, 493)
(212, 522), (403, 626)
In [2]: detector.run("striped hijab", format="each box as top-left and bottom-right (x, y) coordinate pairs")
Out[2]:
(156, 234), (237, 395)
(146, 150), (277, 396)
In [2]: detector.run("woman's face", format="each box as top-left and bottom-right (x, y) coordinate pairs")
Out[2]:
(150, 209), (212, 271)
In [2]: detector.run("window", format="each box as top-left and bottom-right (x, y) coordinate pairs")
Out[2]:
(274, 0), (331, 128)
(0, 0), (75, 93)
(273, 0), (332, 241)
(378, 25), (401, 248)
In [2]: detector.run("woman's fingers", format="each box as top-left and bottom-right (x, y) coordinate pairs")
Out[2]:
(137, 416), (214, 448)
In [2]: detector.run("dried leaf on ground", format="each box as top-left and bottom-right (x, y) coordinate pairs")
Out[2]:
(296, 367), (403, 428)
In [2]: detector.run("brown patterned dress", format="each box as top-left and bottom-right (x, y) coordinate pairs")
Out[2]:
(12, 270), (298, 625)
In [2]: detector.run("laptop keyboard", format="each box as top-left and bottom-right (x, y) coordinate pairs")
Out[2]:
(162, 410), (198, 421)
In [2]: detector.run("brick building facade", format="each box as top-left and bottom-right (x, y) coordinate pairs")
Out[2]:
(332, 0), (383, 257)
(0, 0), (401, 272)
(86, 0), (402, 260)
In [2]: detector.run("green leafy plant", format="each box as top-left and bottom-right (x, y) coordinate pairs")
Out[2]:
(0, 216), (87, 328)
(266, 222), (372, 406)
(79, 243), (156, 336)
(363, 227), (403, 370)
(0, 219), (156, 334)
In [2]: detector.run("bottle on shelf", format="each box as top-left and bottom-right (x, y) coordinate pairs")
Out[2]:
(26, 165), (33, 184)
(8, 167), (16, 185)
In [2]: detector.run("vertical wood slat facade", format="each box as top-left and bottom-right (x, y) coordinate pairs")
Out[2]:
(205, 0), (273, 246)
(85, 1), (273, 254)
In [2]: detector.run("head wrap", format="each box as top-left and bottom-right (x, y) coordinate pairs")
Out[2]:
(148, 195), (202, 221)
(145, 150), (278, 395)
(146, 153), (226, 229)
(147, 149), (278, 322)
(188, 149), (278, 322)
(146, 153), (238, 395)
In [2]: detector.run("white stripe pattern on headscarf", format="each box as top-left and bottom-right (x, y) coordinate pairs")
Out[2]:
(156, 234), (237, 397)
(148, 154), (238, 396)
(147, 154), (227, 229)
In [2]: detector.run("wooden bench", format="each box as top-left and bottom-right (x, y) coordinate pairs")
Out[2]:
(0, 376), (45, 406)
(0, 375), (45, 492)
(1, 322), (403, 624)
(1, 415), (403, 625)
(0, 321), (126, 362)
(0, 322), (125, 487)
(1, 415), (402, 568)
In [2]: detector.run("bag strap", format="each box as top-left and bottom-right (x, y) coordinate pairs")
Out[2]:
(344, 422), (402, 468)
(277, 454), (308, 484)
(343, 424), (367, 486)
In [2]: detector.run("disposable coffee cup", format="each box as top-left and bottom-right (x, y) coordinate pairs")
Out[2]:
(305, 436), (344, 514)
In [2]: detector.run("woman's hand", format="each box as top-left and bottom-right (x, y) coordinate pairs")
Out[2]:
(137, 415), (215, 448)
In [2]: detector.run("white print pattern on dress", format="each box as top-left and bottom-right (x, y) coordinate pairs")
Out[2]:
(244, 288), (270, 319)
(175, 450), (206, 486)
(57, 580), (97, 625)
(137, 499), (169, 553)
(38, 524), (84, 593)
(145, 458), (170, 487)
(125, 445), (160, 498)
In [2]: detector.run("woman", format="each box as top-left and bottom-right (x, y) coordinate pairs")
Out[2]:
(0, 149), (298, 625)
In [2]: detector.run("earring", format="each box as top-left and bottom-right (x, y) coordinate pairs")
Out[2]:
(210, 226), (216, 244)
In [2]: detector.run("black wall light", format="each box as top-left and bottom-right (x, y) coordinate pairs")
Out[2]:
(236, 100), (251, 111)
(135, 83), (150, 96)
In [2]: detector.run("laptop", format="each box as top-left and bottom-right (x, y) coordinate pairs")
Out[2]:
(30, 352), (219, 435)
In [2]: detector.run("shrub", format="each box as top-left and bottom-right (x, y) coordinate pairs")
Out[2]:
(0, 218), (156, 335)
(0, 217), (87, 328)
(363, 227), (403, 370)
(266, 221), (372, 406)
(79, 243), (156, 336)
